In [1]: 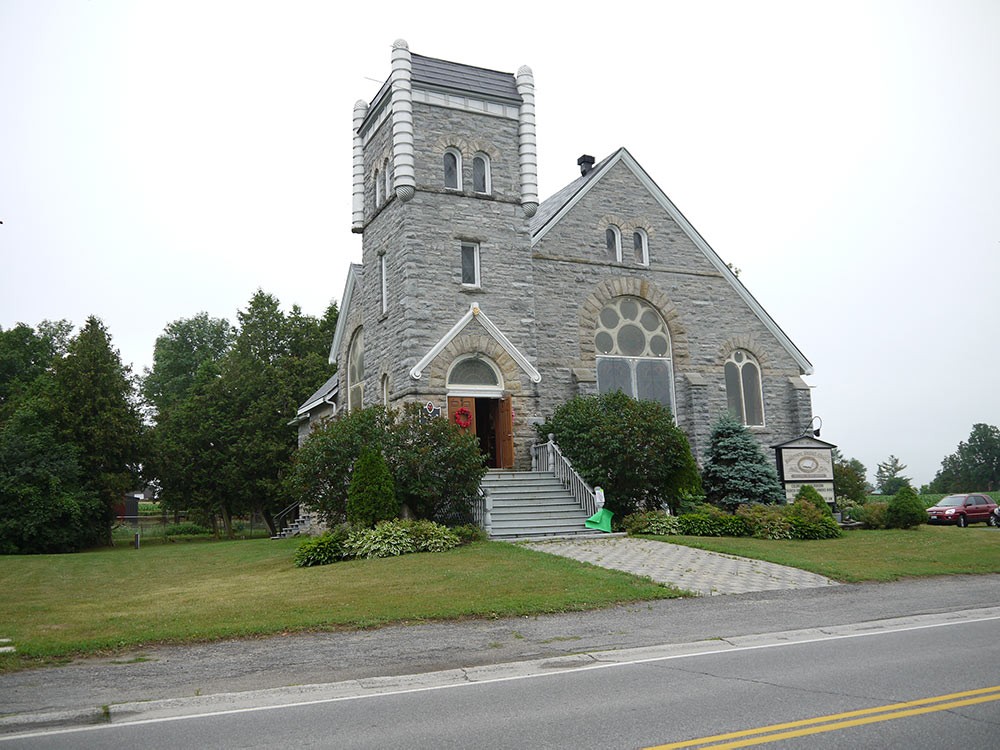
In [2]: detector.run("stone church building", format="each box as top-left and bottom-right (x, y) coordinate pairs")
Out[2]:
(296, 40), (814, 472)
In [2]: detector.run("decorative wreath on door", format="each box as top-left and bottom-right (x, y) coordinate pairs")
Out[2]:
(453, 407), (472, 429)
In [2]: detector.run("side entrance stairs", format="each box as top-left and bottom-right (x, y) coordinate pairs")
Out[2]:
(481, 470), (600, 540)
(271, 511), (314, 539)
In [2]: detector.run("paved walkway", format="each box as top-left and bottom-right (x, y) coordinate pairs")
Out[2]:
(520, 537), (838, 595)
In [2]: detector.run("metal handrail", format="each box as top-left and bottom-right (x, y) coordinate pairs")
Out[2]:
(273, 500), (301, 530)
(530, 434), (600, 518)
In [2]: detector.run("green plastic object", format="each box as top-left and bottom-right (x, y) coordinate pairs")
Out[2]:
(585, 508), (613, 533)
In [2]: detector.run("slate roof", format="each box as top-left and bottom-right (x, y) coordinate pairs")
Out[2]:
(529, 151), (615, 238)
(296, 373), (339, 417)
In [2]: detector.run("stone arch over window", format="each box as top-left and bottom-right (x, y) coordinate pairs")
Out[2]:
(425, 333), (524, 394)
(347, 328), (364, 412)
(725, 349), (765, 426)
(593, 296), (675, 412)
(446, 354), (504, 397)
(472, 152), (491, 194)
(579, 278), (689, 366)
(444, 148), (462, 190)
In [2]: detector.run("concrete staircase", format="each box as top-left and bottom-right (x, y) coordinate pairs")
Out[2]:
(270, 511), (315, 539)
(481, 470), (598, 539)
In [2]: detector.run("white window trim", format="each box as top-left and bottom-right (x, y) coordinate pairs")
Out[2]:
(461, 242), (481, 288)
(374, 168), (382, 206)
(383, 158), (391, 201)
(446, 353), (504, 398)
(379, 254), (388, 314)
(633, 229), (649, 266)
(444, 148), (463, 190)
(472, 152), (491, 195)
(606, 225), (622, 263)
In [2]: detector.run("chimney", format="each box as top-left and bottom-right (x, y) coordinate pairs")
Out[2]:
(577, 154), (595, 176)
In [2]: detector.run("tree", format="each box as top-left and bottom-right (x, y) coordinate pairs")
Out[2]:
(875, 455), (911, 495)
(543, 391), (701, 517)
(346, 448), (398, 527)
(0, 320), (71, 418)
(831, 449), (869, 503)
(702, 413), (784, 509)
(50, 317), (144, 544)
(929, 424), (1000, 493)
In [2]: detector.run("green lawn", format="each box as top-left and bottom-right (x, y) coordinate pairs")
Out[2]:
(0, 539), (681, 671)
(655, 524), (1000, 582)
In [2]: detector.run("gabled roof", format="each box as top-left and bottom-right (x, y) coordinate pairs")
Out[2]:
(295, 373), (339, 419)
(328, 264), (363, 365)
(531, 148), (813, 376)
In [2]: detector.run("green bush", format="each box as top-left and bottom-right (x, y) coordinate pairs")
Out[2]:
(856, 500), (890, 529)
(735, 503), (793, 540)
(794, 484), (833, 516)
(345, 520), (418, 559)
(346, 448), (398, 528)
(405, 519), (461, 553)
(293, 525), (352, 567)
(887, 486), (927, 529)
(162, 522), (211, 536)
(622, 510), (681, 536)
(786, 499), (842, 539)
(541, 392), (701, 517)
(678, 512), (750, 537)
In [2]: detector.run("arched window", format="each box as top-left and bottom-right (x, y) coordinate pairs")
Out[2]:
(725, 349), (764, 426)
(447, 354), (503, 396)
(383, 158), (391, 200)
(381, 374), (390, 407)
(444, 148), (462, 190)
(347, 329), (364, 412)
(374, 169), (382, 206)
(472, 153), (491, 194)
(633, 229), (649, 266)
(594, 296), (674, 413)
(606, 225), (622, 262)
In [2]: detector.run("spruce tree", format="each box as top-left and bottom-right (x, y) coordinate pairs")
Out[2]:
(702, 413), (784, 509)
(346, 448), (398, 528)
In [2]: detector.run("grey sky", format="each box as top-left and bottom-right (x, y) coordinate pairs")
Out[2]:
(2, 0), (998, 487)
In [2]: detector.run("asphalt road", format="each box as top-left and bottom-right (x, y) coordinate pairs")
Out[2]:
(6, 609), (999, 748)
(2, 574), (999, 733)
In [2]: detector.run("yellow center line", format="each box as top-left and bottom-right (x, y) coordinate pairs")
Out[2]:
(647, 685), (1000, 749)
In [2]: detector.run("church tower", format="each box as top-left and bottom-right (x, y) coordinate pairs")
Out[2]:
(337, 40), (543, 467)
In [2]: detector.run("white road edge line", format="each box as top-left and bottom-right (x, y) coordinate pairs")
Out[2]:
(4, 608), (1000, 742)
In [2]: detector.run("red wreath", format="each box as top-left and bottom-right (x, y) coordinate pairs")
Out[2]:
(453, 407), (472, 429)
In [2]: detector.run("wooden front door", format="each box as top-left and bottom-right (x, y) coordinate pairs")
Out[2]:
(497, 394), (514, 469)
(448, 396), (476, 436)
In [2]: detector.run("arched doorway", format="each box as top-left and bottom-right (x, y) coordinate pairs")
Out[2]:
(446, 355), (513, 469)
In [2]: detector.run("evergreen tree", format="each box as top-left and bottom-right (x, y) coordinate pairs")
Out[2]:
(346, 448), (398, 527)
(875, 455), (911, 495)
(832, 449), (869, 503)
(887, 485), (927, 529)
(702, 413), (784, 509)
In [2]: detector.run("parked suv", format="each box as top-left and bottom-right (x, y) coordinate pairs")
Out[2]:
(926, 494), (998, 527)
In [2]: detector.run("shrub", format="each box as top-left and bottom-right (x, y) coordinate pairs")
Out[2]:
(856, 500), (889, 529)
(701, 413), (784, 509)
(405, 519), (461, 553)
(735, 503), (793, 540)
(450, 523), (488, 545)
(162, 522), (211, 536)
(794, 485), (833, 516)
(541, 392), (701, 517)
(293, 525), (352, 567)
(786, 499), (842, 539)
(678, 512), (750, 537)
(887, 486), (927, 529)
(346, 448), (398, 528)
(622, 510), (681, 536)
(345, 520), (418, 559)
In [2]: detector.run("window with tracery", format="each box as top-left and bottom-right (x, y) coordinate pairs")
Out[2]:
(725, 349), (764, 426)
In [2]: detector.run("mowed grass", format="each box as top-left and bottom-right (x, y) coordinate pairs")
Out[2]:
(656, 524), (1000, 582)
(0, 539), (681, 670)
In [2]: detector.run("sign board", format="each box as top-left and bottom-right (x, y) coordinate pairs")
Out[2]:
(772, 435), (837, 505)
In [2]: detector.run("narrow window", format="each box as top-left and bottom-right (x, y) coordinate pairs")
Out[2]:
(347, 329), (364, 412)
(444, 149), (462, 190)
(381, 374), (390, 407)
(374, 168), (382, 205)
(606, 225), (622, 262)
(383, 158), (391, 199)
(472, 153), (491, 194)
(725, 350), (764, 426)
(379, 254), (387, 314)
(633, 229), (649, 266)
(461, 242), (480, 287)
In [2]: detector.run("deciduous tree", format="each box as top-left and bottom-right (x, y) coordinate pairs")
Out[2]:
(875, 455), (911, 495)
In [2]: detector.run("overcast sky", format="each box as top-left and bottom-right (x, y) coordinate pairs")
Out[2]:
(2, 0), (998, 487)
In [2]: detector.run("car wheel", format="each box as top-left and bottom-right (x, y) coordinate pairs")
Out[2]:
(988, 514), (998, 527)
(957, 515), (968, 528)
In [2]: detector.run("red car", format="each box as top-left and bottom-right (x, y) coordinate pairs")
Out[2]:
(926, 494), (998, 527)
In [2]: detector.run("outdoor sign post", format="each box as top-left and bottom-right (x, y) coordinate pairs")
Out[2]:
(772, 434), (838, 512)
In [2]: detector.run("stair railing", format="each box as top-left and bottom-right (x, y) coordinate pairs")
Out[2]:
(272, 500), (300, 536)
(470, 486), (492, 536)
(531, 434), (599, 517)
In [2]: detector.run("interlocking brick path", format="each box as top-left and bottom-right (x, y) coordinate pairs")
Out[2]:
(520, 537), (838, 596)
